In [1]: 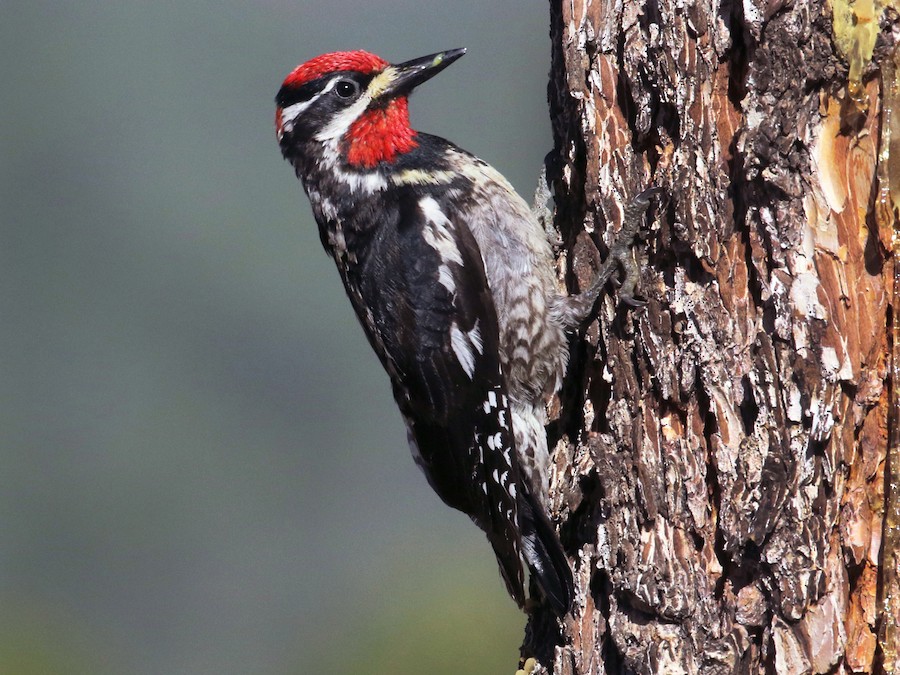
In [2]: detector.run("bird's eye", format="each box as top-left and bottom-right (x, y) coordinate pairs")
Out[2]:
(334, 79), (360, 99)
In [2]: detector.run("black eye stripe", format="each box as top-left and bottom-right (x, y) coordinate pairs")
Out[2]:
(275, 79), (321, 107)
(275, 72), (374, 108)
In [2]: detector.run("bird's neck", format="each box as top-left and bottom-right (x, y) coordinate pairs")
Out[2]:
(341, 98), (418, 169)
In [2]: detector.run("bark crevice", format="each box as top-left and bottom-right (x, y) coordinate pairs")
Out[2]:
(533, 0), (896, 672)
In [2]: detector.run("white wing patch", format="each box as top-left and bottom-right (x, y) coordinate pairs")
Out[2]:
(450, 320), (485, 380)
(419, 195), (485, 380)
(469, 320), (484, 355)
(451, 324), (476, 378)
(419, 196), (464, 282)
(449, 319), (486, 380)
(437, 265), (456, 294)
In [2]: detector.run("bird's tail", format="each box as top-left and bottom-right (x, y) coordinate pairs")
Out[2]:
(481, 467), (573, 615)
(483, 486), (574, 615)
(517, 489), (573, 615)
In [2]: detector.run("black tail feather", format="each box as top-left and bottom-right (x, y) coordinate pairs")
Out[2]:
(487, 531), (527, 609)
(518, 490), (573, 615)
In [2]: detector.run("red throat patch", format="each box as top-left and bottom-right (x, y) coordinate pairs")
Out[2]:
(343, 98), (418, 168)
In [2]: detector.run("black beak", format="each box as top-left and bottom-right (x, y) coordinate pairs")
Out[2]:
(379, 48), (467, 99)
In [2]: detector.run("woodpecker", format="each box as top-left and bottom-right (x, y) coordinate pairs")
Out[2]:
(275, 48), (657, 615)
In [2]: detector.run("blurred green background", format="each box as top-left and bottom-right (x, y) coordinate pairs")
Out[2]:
(1, 2), (552, 673)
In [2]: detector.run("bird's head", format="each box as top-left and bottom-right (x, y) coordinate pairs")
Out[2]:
(275, 49), (466, 169)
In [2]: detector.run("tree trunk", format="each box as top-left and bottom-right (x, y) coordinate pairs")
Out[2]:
(527, 1), (900, 673)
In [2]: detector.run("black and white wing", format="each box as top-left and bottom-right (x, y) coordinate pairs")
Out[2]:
(337, 189), (571, 612)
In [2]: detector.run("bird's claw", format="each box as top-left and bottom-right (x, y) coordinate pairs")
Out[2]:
(606, 186), (663, 307)
(559, 186), (661, 326)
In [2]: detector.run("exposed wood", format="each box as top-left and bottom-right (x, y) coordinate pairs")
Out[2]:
(527, 1), (900, 672)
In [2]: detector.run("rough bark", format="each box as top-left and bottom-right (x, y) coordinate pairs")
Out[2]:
(526, 1), (900, 673)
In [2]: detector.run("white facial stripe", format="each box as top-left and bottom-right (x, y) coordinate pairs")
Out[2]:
(280, 100), (314, 128)
(280, 77), (341, 132)
(316, 92), (371, 141)
(315, 67), (396, 142)
(282, 70), (397, 193)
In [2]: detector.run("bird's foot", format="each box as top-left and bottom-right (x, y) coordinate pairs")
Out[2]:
(562, 186), (664, 324)
(605, 186), (664, 307)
